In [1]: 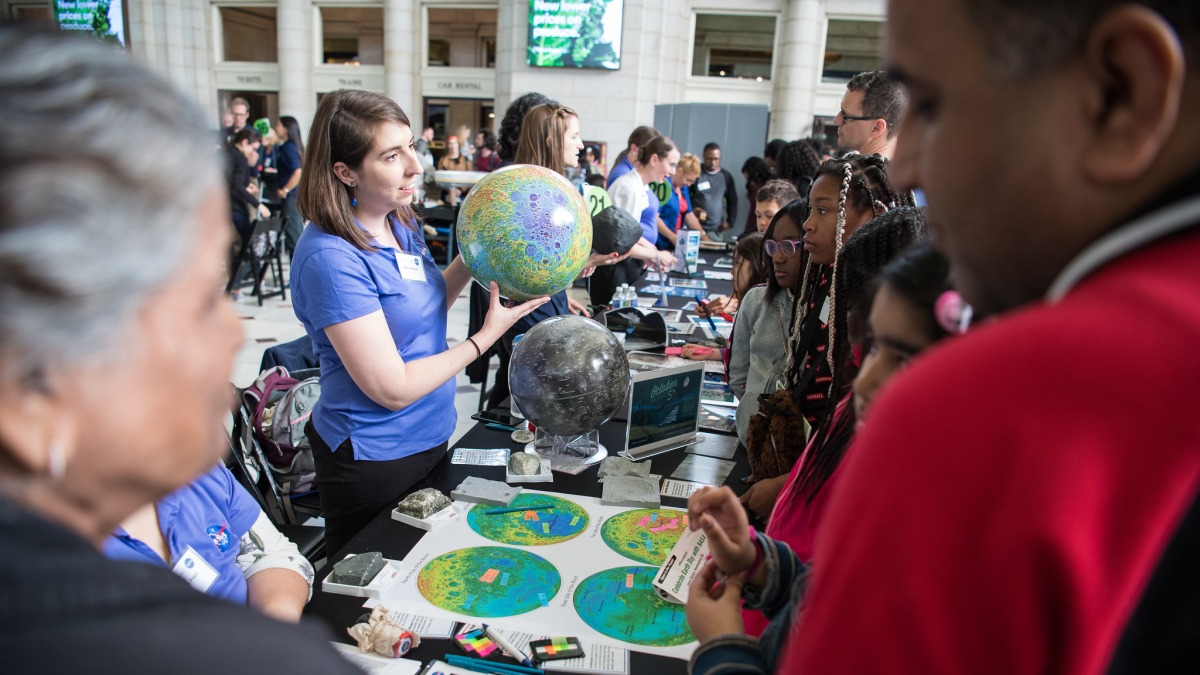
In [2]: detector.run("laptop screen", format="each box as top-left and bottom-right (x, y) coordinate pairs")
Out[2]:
(624, 361), (705, 460)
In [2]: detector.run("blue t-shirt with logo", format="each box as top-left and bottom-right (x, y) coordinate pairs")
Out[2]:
(290, 215), (455, 461)
(103, 465), (259, 604)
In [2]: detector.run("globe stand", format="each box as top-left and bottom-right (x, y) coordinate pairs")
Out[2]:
(525, 428), (607, 468)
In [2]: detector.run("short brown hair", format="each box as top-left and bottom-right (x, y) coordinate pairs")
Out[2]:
(514, 103), (578, 175)
(756, 179), (800, 206)
(298, 89), (418, 251)
(637, 135), (675, 165)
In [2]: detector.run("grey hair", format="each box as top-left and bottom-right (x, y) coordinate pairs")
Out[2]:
(0, 26), (222, 386)
(966, 1), (1200, 76)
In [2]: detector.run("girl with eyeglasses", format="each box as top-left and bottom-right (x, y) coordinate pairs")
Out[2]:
(718, 200), (810, 447)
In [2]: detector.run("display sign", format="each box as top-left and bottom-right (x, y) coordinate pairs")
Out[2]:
(56, 0), (125, 47)
(527, 0), (622, 70)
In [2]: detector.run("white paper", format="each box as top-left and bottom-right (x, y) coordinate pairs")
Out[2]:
(451, 447), (510, 466)
(376, 490), (697, 660)
(330, 643), (424, 674)
(469, 624), (632, 675)
(659, 479), (704, 498)
(702, 270), (733, 281)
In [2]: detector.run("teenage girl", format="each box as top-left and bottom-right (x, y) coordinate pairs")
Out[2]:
(685, 242), (963, 672)
(711, 204), (807, 450)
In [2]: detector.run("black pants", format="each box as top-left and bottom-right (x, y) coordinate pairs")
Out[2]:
(281, 191), (303, 258)
(306, 419), (447, 557)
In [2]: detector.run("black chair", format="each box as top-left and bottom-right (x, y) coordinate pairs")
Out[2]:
(229, 395), (324, 528)
(419, 204), (457, 267)
(224, 428), (325, 565)
(227, 216), (288, 305)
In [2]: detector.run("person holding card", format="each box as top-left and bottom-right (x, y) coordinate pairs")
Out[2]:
(290, 90), (548, 555)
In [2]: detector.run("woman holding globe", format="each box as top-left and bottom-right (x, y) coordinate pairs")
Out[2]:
(290, 90), (548, 554)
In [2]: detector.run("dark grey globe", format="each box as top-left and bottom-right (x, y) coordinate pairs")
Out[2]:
(509, 315), (631, 436)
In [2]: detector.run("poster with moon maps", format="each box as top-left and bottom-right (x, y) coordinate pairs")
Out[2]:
(378, 490), (698, 659)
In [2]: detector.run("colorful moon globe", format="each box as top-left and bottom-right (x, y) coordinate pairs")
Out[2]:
(456, 164), (592, 301)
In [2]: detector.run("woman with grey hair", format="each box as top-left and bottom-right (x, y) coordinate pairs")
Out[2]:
(0, 26), (361, 674)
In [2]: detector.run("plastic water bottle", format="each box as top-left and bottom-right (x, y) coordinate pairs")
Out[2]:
(614, 284), (633, 308)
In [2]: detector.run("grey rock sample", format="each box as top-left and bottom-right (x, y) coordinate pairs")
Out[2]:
(598, 456), (651, 478)
(509, 315), (631, 436)
(601, 476), (661, 508)
(451, 476), (521, 506)
(331, 552), (385, 587)
(508, 452), (543, 476)
(395, 488), (452, 519)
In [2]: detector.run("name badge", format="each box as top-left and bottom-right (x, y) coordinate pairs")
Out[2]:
(172, 545), (220, 593)
(696, 180), (711, 191)
(397, 253), (426, 283)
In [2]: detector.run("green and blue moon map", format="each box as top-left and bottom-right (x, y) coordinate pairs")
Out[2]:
(600, 508), (689, 565)
(466, 493), (589, 546)
(416, 546), (560, 617)
(573, 566), (695, 647)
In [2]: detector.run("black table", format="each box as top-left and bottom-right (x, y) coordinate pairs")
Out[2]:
(305, 250), (742, 671)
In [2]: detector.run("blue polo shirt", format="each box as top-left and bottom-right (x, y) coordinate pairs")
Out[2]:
(275, 139), (302, 188)
(607, 156), (634, 189)
(290, 215), (455, 461)
(103, 465), (258, 604)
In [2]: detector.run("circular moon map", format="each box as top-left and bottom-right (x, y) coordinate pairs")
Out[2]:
(600, 508), (689, 565)
(416, 546), (560, 617)
(572, 566), (695, 647)
(466, 493), (590, 546)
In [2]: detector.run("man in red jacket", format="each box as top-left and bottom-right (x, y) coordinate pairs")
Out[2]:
(686, 0), (1200, 672)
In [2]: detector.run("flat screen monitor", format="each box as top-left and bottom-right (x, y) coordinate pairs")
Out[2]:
(623, 361), (704, 461)
(527, 0), (623, 70)
(55, 0), (126, 48)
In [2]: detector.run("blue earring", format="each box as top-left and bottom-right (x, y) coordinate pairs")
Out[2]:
(350, 182), (357, 207)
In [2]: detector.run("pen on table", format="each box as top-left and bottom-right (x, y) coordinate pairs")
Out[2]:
(697, 299), (720, 333)
(485, 422), (519, 432)
(485, 504), (555, 515)
(445, 653), (543, 675)
(481, 624), (535, 667)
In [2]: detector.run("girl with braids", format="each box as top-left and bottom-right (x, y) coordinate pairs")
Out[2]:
(739, 207), (926, 637)
(684, 239), (965, 669)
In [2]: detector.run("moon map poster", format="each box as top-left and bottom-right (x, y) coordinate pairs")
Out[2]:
(379, 490), (698, 659)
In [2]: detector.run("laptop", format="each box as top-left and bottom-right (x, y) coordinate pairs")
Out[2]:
(620, 361), (705, 461)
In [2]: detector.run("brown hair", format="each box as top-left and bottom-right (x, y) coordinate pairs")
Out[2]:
(514, 103), (578, 176)
(756, 179), (801, 206)
(636, 135), (676, 166)
(298, 89), (418, 251)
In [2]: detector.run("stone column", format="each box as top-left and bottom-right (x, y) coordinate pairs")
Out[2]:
(770, 0), (822, 140)
(384, 0), (422, 128)
(277, 0), (314, 132)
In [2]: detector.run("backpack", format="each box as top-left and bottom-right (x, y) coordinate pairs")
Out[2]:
(241, 366), (319, 495)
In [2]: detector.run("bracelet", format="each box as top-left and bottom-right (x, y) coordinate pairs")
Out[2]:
(742, 528), (764, 581)
(465, 336), (482, 358)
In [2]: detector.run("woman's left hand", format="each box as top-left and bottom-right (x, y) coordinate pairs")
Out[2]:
(686, 561), (745, 642)
(478, 282), (550, 342)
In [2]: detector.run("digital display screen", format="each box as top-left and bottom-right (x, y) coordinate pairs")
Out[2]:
(627, 366), (702, 453)
(527, 0), (623, 70)
(56, 0), (126, 48)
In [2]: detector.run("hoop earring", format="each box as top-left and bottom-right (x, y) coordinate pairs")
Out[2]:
(47, 443), (67, 482)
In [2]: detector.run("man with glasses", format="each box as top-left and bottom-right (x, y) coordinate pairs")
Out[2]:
(691, 142), (738, 241)
(834, 70), (906, 158)
(223, 97), (251, 145)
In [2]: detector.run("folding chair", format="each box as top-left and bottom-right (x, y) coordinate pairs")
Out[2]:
(230, 394), (324, 527)
(227, 216), (288, 306)
(224, 428), (325, 565)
